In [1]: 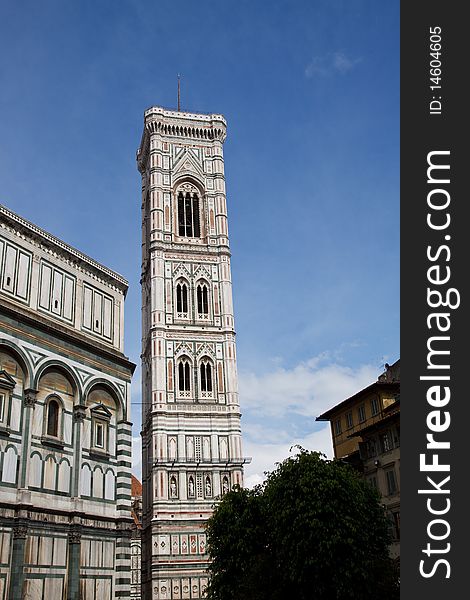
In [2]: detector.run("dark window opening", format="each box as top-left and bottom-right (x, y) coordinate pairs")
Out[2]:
(197, 285), (209, 314)
(176, 283), (188, 313)
(178, 191), (200, 237)
(200, 363), (213, 392)
(47, 399), (59, 437)
(178, 360), (191, 392)
(386, 469), (397, 495)
(96, 422), (104, 448)
(393, 512), (400, 540)
(380, 431), (393, 453)
(371, 397), (380, 416)
(358, 404), (366, 423)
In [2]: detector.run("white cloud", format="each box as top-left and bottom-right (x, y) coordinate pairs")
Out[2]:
(130, 355), (380, 490)
(239, 356), (378, 419)
(243, 426), (333, 489)
(332, 52), (362, 73)
(305, 52), (362, 78)
(239, 355), (380, 488)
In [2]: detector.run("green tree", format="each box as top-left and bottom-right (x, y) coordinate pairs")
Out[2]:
(206, 450), (399, 600)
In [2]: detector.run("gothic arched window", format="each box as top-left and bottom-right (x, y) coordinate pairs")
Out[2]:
(200, 359), (213, 393)
(178, 357), (192, 397)
(176, 281), (188, 314)
(178, 191), (200, 238)
(196, 283), (209, 316)
(46, 398), (60, 437)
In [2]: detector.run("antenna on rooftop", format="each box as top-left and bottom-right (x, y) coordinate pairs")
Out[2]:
(177, 74), (181, 111)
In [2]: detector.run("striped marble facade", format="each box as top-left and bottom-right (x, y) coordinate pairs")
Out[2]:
(137, 107), (248, 599)
(0, 204), (135, 599)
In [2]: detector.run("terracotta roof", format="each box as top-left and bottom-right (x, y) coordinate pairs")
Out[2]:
(131, 474), (142, 497)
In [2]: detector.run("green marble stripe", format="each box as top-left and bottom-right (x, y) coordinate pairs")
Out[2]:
(116, 450), (132, 457)
(117, 460), (132, 468)
(66, 539), (80, 600)
(8, 535), (26, 600)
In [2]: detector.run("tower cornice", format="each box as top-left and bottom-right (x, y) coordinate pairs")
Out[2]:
(137, 106), (227, 172)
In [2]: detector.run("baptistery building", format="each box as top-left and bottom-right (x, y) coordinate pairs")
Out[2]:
(0, 204), (135, 599)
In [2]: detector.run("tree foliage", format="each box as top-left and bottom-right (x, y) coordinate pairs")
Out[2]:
(206, 449), (399, 600)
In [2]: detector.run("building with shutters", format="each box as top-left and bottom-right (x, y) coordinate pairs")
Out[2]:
(316, 360), (400, 558)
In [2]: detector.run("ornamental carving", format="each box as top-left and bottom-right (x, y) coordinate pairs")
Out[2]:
(68, 528), (82, 544)
(13, 524), (28, 539)
(73, 405), (87, 422)
(23, 388), (38, 408)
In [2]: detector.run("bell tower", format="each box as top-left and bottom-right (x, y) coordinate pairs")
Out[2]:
(137, 106), (247, 599)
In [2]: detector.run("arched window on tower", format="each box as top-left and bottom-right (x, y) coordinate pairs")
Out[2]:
(199, 358), (213, 398)
(176, 280), (189, 315)
(196, 283), (209, 317)
(178, 190), (200, 237)
(177, 356), (192, 398)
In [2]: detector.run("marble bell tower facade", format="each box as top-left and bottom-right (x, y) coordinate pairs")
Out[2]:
(137, 106), (247, 600)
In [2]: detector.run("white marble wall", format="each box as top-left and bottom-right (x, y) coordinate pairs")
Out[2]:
(0, 206), (126, 351)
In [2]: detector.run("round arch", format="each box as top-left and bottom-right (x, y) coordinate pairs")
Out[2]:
(33, 359), (81, 399)
(0, 339), (33, 387)
(172, 174), (205, 195)
(83, 378), (126, 421)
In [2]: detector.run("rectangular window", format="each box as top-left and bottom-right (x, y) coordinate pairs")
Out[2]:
(358, 404), (366, 423)
(380, 431), (393, 453)
(368, 476), (378, 490)
(95, 422), (105, 449)
(345, 411), (353, 429)
(334, 418), (342, 436)
(366, 438), (377, 458)
(0, 392), (4, 422)
(393, 512), (400, 540)
(386, 469), (397, 495)
(393, 424), (400, 447)
(371, 397), (380, 416)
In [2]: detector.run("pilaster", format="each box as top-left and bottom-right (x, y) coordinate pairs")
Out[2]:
(19, 388), (37, 489)
(66, 526), (81, 600)
(8, 522), (28, 600)
(71, 404), (86, 497)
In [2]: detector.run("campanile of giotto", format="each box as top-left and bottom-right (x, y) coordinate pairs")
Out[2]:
(137, 106), (247, 599)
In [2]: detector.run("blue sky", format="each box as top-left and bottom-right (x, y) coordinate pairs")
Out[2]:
(0, 0), (399, 485)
